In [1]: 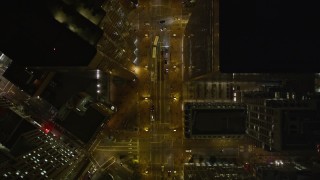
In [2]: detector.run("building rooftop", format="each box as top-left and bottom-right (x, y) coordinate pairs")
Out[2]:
(56, 105), (107, 143)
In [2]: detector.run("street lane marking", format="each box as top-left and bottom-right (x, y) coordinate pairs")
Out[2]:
(96, 148), (138, 152)
(98, 145), (137, 148)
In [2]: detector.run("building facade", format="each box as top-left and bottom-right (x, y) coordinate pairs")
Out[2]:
(245, 92), (320, 151)
(0, 129), (85, 179)
(89, 0), (137, 81)
(183, 0), (219, 81)
(1, 0), (137, 98)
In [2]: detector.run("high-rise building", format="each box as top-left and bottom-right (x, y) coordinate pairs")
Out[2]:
(0, 0), (132, 152)
(0, 129), (86, 179)
(0, 91), (109, 178)
(55, 102), (110, 145)
(0, 1), (136, 178)
(0, 105), (90, 179)
(184, 0), (320, 77)
(183, 0), (218, 81)
(183, 73), (315, 105)
(244, 91), (320, 151)
(90, 0), (137, 80)
(0, 0), (101, 68)
(1, 0), (137, 98)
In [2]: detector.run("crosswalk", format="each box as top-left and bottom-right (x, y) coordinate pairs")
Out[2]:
(97, 138), (139, 154)
(91, 138), (139, 171)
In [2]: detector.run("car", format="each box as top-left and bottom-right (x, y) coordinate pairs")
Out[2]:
(150, 114), (155, 121)
(164, 59), (168, 64)
(165, 68), (169, 74)
(160, 27), (167, 31)
(150, 104), (155, 111)
(167, 170), (171, 177)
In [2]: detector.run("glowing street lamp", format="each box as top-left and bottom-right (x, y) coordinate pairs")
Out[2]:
(96, 70), (100, 79)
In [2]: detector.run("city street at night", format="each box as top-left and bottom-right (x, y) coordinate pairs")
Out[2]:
(1, 0), (320, 179)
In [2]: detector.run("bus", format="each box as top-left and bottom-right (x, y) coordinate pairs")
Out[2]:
(153, 36), (159, 46)
(152, 47), (157, 59)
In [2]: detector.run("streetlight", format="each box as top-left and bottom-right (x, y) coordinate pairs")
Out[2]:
(96, 70), (100, 79)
